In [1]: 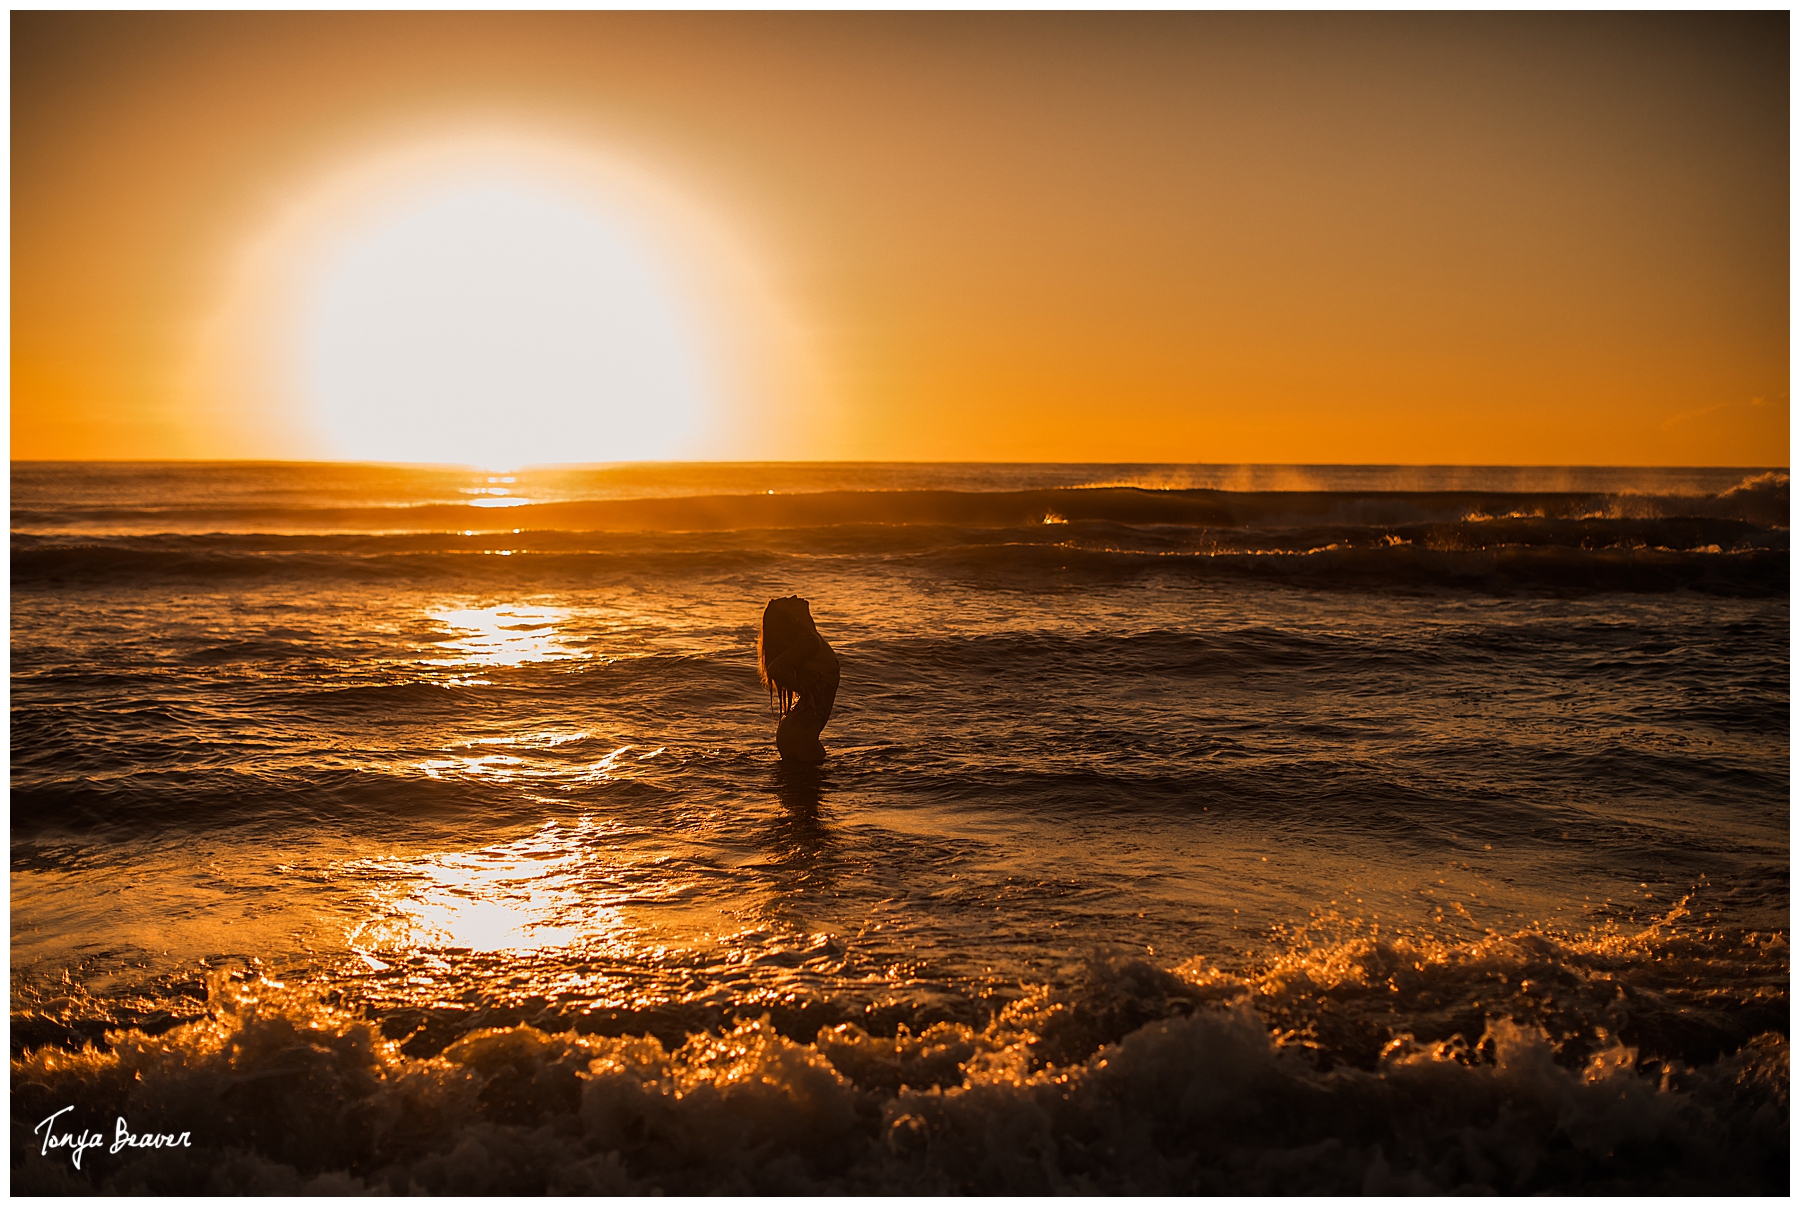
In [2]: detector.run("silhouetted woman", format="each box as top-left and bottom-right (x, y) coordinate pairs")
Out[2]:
(758, 595), (840, 763)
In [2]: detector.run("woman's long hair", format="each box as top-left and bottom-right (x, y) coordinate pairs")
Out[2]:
(757, 598), (808, 717)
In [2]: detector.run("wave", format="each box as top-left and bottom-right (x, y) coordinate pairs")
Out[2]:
(13, 472), (1790, 535)
(15, 472), (1787, 596)
(11, 906), (1786, 1194)
(6, 764), (557, 838)
(14, 532), (1786, 597)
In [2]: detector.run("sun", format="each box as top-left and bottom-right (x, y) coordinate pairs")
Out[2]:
(187, 129), (829, 465)
(304, 177), (707, 469)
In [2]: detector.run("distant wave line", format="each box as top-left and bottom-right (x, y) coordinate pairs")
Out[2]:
(11, 479), (1789, 536)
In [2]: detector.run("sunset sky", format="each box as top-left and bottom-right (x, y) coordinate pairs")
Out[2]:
(12, 12), (1789, 467)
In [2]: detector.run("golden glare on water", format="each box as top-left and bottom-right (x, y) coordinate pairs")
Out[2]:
(424, 603), (581, 668)
(415, 738), (658, 788)
(349, 824), (629, 959)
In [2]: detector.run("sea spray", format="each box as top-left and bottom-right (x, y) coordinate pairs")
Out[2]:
(13, 920), (1787, 1195)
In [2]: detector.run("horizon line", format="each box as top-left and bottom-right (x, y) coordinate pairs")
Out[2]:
(8, 458), (1790, 471)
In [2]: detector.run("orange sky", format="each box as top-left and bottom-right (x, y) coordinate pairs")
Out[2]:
(12, 12), (1790, 465)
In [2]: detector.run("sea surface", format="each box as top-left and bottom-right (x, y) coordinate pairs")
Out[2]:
(10, 461), (1790, 1193)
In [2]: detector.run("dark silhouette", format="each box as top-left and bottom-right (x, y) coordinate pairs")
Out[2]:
(773, 759), (828, 815)
(757, 595), (840, 762)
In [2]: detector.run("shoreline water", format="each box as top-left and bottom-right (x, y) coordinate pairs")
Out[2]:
(12, 462), (1788, 1192)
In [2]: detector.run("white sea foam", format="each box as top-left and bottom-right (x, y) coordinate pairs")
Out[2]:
(13, 911), (1788, 1195)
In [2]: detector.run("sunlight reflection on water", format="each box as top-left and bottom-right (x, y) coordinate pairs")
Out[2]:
(423, 603), (580, 668)
(413, 738), (657, 785)
(348, 821), (630, 958)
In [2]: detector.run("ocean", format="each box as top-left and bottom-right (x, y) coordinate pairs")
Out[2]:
(10, 460), (1789, 1193)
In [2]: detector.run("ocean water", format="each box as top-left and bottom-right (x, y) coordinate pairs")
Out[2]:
(10, 460), (1789, 1193)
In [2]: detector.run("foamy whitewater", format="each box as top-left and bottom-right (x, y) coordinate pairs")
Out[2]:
(11, 462), (1789, 1192)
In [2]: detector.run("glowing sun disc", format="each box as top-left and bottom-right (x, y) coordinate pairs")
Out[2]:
(305, 180), (707, 468)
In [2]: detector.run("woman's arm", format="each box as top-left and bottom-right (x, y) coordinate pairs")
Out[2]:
(768, 629), (821, 680)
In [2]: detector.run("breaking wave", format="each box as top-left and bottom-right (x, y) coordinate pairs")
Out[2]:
(13, 905), (1787, 1194)
(16, 467), (1786, 596)
(11, 473), (1792, 535)
(11, 521), (1787, 601)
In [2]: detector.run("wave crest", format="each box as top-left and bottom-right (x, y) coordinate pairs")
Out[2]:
(13, 918), (1787, 1194)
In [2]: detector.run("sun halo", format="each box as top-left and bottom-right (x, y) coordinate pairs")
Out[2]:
(305, 177), (708, 471)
